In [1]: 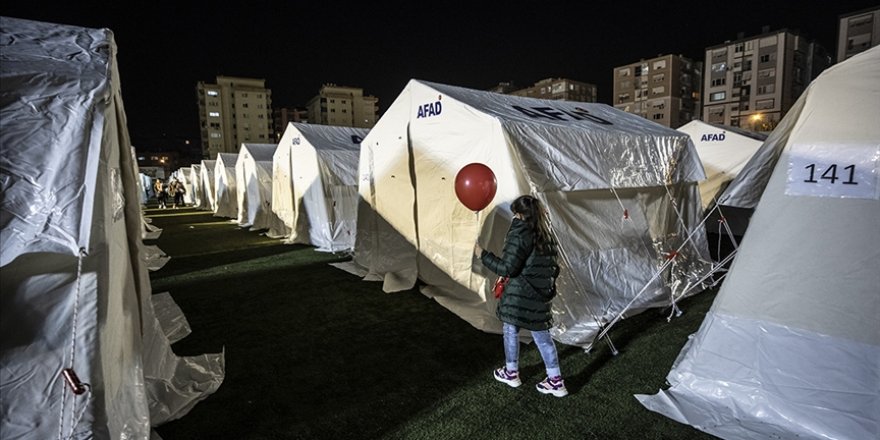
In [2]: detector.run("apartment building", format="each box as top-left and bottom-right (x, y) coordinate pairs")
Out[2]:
(837, 6), (880, 62)
(489, 81), (520, 94)
(305, 84), (378, 128)
(273, 107), (309, 140)
(703, 29), (830, 132)
(613, 54), (702, 128)
(196, 76), (274, 159)
(508, 78), (597, 102)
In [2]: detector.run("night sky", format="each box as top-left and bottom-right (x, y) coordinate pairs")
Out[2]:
(3, 1), (878, 152)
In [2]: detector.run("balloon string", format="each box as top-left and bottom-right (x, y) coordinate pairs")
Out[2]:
(471, 209), (481, 291)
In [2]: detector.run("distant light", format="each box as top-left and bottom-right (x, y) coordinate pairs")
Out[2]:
(207, 90), (219, 96)
(185, 140), (190, 145)
(138, 156), (145, 160)
(751, 113), (763, 121)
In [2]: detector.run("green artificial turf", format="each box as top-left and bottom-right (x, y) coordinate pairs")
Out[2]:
(147, 206), (716, 440)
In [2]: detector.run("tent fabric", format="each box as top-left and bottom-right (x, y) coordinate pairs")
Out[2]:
(714, 95), (809, 210)
(676, 120), (765, 209)
(636, 46), (880, 440)
(138, 173), (155, 205)
(198, 159), (216, 211)
(234, 143), (284, 234)
(274, 122), (368, 252)
(189, 164), (202, 209)
(213, 153), (238, 218)
(354, 79), (711, 346)
(0, 17), (223, 439)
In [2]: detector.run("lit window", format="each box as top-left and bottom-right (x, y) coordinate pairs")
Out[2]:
(209, 111), (220, 117)
(207, 90), (219, 96)
(711, 62), (727, 73)
(710, 91), (726, 102)
(210, 133), (221, 138)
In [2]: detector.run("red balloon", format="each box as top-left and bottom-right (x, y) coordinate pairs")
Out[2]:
(455, 163), (497, 211)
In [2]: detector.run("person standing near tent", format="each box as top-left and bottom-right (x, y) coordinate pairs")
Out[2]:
(474, 195), (567, 397)
(154, 178), (167, 209)
(171, 178), (185, 208)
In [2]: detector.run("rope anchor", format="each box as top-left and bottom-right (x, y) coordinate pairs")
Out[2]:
(61, 368), (87, 395)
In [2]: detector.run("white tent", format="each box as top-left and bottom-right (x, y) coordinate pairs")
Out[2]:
(677, 120), (765, 209)
(189, 164), (203, 208)
(138, 172), (155, 204)
(199, 159), (216, 211)
(234, 143), (283, 234)
(354, 79), (711, 346)
(0, 17), (223, 439)
(274, 122), (368, 252)
(637, 46), (880, 440)
(213, 153), (239, 218)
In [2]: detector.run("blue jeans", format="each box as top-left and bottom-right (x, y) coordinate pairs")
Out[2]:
(503, 322), (561, 378)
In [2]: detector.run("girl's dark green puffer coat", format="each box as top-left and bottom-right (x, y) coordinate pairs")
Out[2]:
(480, 218), (559, 331)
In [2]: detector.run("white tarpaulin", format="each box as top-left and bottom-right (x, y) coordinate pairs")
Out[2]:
(198, 159), (216, 211)
(637, 46), (880, 440)
(354, 79), (711, 346)
(138, 173), (155, 205)
(213, 153), (238, 218)
(0, 17), (224, 439)
(677, 120), (765, 209)
(189, 164), (203, 209)
(274, 122), (368, 252)
(235, 143), (285, 235)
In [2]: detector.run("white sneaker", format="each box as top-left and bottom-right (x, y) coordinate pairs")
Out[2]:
(493, 367), (521, 388)
(536, 376), (568, 397)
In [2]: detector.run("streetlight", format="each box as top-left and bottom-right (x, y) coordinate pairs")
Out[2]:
(750, 113), (763, 131)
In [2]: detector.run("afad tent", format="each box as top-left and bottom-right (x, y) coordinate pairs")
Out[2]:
(138, 172), (155, 204)
(274, 122), (368, 252)
(676, 120), (765, 210)
(235, 143), (285, 235)
(199, 159), (217, 211)
(637, 46), (880, 440)
(0, 17), (223, 439)
(354, 79), (711, 346)
(189, 164), (203, 209)
(213, 153), (239, 218)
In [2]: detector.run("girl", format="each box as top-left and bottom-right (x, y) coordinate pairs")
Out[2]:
(474, 195), (567, 397)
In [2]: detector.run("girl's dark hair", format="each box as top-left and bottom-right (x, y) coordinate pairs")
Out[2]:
(510, 195), (555, 254)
